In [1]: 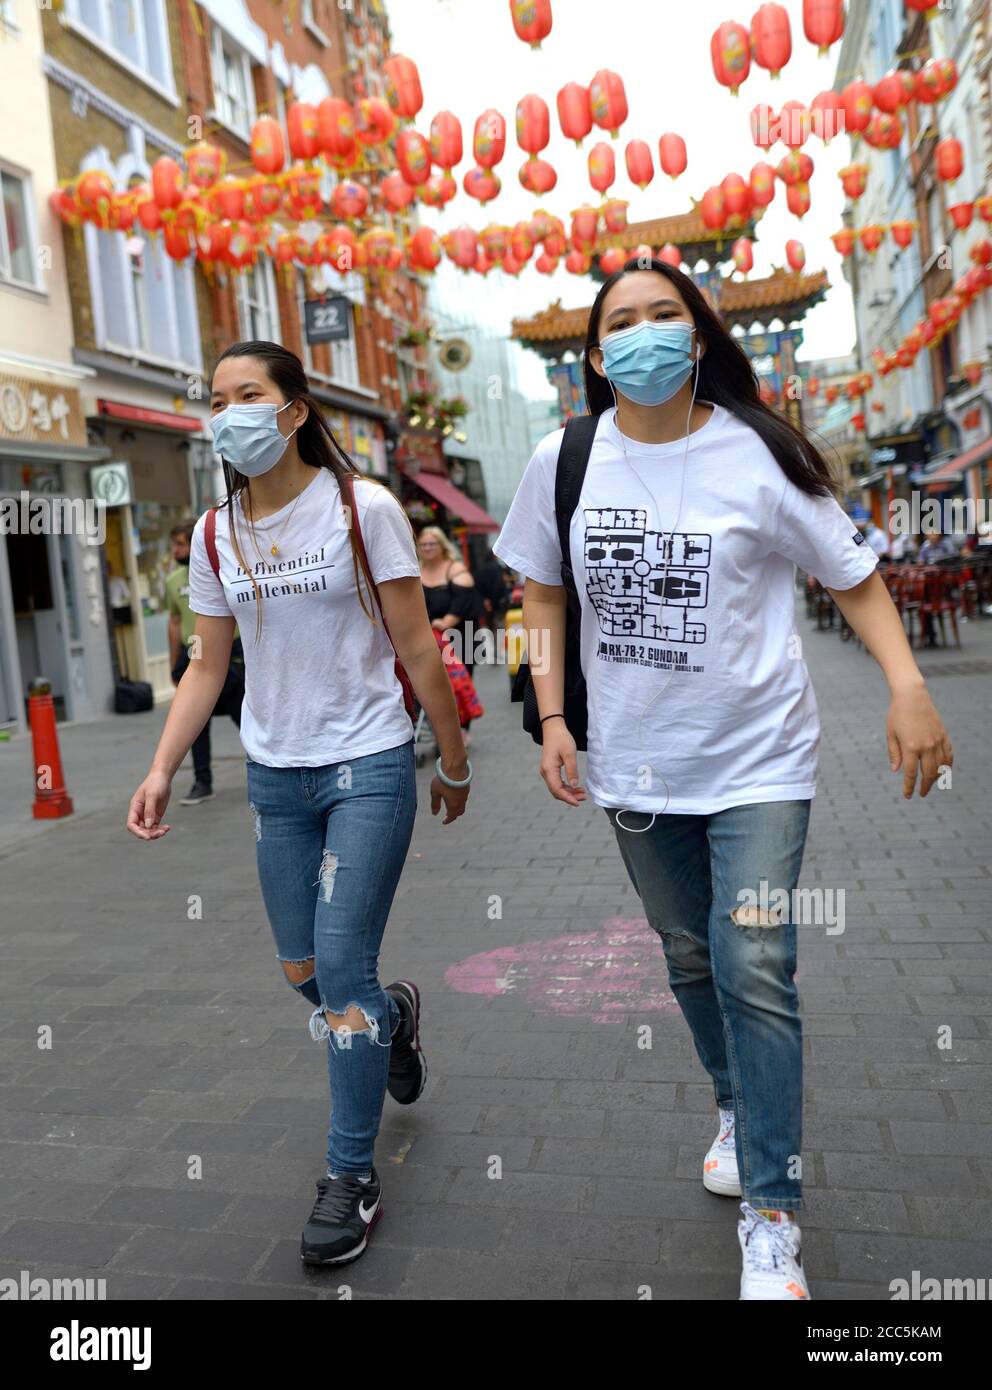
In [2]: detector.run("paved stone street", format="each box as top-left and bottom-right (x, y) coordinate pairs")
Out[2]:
(1, 608), (990, 1302)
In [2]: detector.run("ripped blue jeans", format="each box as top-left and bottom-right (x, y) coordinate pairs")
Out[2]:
(607, 799), (811, 1212)
(246, 740), (416, 1178)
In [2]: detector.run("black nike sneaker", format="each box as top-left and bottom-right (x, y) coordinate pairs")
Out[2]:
(386, 980), (427, 1105)
(300, 1169), (382, 1265)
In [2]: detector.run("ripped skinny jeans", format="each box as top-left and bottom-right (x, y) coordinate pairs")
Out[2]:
(607, 799), (811, 1212)
(246, 740), (416, 1178)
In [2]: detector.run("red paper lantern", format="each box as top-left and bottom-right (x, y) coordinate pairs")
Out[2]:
(601, 198), (628, 234)
(316, 98), (357, 166)
(807, 376), (820, 396)
(210, 176), (245, 222)
(354, 98), (397, 148)
(750, 161), (777, 207)
(480, 224), (508, 260)
(711, 21), (751, 95)
(475, 248), (496, 275)
(948, 201), (974, 230)
(197, 221), (232, 263)
(510, 0), (552, 47)
(776, 151), (814, 186)
(381, 170), (417, 212)
(831, 227), (855, 256)
(625, 139), (654, 191)
(785, 238), (805, 271)
(396, 129), (432, 187)
(535, 251), (559, 275)
(750, 103), (778, 150)
(976, 195), (992, 223)
(250, 117), (285, 176)
(420, 172), (457, 210)
(658, 243), (682, 268)
(133, 184), (161, 233)
(383, 55), (424, 121)
(890, 220), (916, 249)
(839, 163), (869, 200)
(840, 79), (873, 137)
(873, 69), (913, 113)
(859, 224), (885, 254)
(751, 4), (793, 78)
(589, 69), (628, 138)
(151, 157), (183, 210)
(722, 172), (752, 226)
(570, 206), (600, 248)
(519, 158), (557, 195)
(914, 59), (944, 105)
(243, 175), (282, 221)
(329, 179), (368, 221)
(163, 223), (191, 262)
(786, 181), (811, 219)
(963, 361), (984, 386)
(430, 112), (463, 172)
(474, 110), (507, 168)
(186, 141), (225, 188)
(287, 103), (319, 161)
(803, 0), (844, 53)
(824, 384), (840, 403)
(564, 249), (591, 275)
(464, 166), (502, 204)
(904, 0), (937, 14)
(733, 236), (754, 275)
(517, 94), (550, 157)
(76, 170), (115, 224)
(588, 141), (616, 194)
(408, 227), (442, 273)
(658, 132), (687, 180)
(935, 138), (963, 183)
(510, 221), (534, 262)
(444, 225), (479, 272)
(778, 100), (811, 149)
(851, 412), (866, 432)
(969, 238), (992, 266)
(699, 185), (727, 231)
(284, 166), (324, 220)
(557, 82), (592, 145)
(810, 89), (845, 143)
(598, 246), (626, 276)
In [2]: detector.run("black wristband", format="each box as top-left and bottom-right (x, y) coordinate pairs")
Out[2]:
(540, 713), (565, 725)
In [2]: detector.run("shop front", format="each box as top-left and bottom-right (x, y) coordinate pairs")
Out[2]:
(88, 401), (212, 702)
(857, 430), (927, 536)
(0, 370), (113, 730)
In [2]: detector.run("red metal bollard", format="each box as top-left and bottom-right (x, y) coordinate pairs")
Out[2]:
(28, 677), (74, 819)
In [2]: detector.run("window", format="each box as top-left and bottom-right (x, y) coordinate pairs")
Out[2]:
(0, 167), (37, 288)
(211, 27), (255, 138)
(68, 0), (174, 93)
(84, 151), (202, 372)
(236, 261), (279, 341)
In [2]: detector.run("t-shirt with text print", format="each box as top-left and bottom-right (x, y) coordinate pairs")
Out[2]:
(494, 403), (879, 815)
(187, 468), (420, 767)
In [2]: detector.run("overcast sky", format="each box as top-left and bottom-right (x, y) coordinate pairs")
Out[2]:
(387, 0), (856, 399)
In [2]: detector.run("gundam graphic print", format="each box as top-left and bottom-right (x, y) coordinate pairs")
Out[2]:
(583, 507), (710, 672)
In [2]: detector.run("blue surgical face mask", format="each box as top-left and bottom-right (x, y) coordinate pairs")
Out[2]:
(209, 400), (298, 477)
(599, 320), (697, 406)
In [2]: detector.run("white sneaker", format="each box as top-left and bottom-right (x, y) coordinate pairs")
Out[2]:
(703, 1105), (741, 1196)
(738, 1202), (811, 1300)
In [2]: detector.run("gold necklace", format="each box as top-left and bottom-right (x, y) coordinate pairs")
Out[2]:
(246, 486), (305, 559)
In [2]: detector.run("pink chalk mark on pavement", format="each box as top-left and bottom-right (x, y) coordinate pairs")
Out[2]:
(444, 916), (681, 1025)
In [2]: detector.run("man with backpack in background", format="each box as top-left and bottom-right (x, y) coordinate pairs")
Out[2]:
(166, 519), (245, 805)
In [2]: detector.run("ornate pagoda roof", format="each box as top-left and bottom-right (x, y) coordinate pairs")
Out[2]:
(512, 267), (830, 358)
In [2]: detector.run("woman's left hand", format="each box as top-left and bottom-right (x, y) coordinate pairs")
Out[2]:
(431, 775), (470, 824)
(886, 680), (953, 799)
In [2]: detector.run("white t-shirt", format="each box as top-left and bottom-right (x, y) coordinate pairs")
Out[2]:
(494, 404), (879, 815)
(187, 468), (421, 767)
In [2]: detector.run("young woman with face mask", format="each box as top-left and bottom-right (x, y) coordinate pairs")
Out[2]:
(494, 262), (953, 1300)
(127, 342), (472, 1266)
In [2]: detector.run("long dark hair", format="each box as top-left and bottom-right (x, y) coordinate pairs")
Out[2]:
(583, 259), (836, 498)
(210, 340), (379, 635)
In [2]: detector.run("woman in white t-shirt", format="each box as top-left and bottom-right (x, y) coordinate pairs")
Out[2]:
(494, 262), (953, 1301)
(127, 341), (472, 1267)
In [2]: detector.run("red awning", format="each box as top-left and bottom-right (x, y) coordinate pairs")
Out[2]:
(400, 465), (499, 532)
(97, 399), (205, 433)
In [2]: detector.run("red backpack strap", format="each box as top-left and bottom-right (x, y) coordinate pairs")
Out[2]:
(204, 506), (220, 579)
(341, 472), (416, 719)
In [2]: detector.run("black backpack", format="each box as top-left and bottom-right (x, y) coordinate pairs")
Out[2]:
(510, 412), (599, 751)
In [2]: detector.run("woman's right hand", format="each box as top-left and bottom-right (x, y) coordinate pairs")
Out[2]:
(539, 721), (587, 806)
(127, 769), (173, 841)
